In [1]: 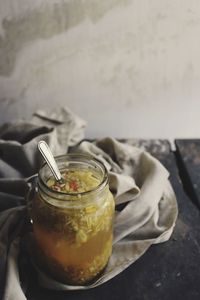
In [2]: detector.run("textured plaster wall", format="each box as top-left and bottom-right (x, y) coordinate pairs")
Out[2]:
(0, 0), (200, 138)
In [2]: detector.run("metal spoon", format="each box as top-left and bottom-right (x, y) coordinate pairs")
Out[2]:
(38, 140), (63, 183)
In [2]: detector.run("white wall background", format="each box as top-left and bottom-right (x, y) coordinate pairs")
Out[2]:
(0, 0), (200, 139)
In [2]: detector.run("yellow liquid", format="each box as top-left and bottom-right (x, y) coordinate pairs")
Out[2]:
(31, 182), (114, 285)
(33, 222), (113, 284)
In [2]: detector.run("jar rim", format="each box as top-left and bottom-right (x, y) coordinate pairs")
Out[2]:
(38, 153), (109, 200)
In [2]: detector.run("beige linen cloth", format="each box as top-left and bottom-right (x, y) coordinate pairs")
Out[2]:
(0, 107), (178, 299)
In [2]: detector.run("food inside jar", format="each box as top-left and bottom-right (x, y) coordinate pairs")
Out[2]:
(31, 169), (114, 285)
(46, 169), (101, 193)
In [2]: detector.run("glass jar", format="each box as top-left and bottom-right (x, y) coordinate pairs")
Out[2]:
(28, 153), (115, 285)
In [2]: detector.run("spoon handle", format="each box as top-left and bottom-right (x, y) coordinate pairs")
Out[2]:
(38, 141), (62, 182)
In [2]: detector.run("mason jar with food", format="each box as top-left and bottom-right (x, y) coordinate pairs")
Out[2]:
(27, 150), (115, 285)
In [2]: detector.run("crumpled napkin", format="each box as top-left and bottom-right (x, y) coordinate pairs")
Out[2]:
(0, 107), (178, 299)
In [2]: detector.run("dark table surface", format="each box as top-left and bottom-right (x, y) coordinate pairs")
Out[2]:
(175, 139), (200, 210)
(20, 140), (200, 300)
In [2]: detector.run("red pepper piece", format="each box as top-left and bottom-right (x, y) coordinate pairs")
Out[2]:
(69, 180), (78, 191)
